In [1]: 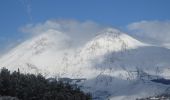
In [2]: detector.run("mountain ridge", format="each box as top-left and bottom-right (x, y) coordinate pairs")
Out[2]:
(0, 28), (170, 100)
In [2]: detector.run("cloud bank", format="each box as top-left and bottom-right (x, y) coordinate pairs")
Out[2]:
(2, 19), (170, 56)
(127, 20), (170, 46)
(20, 19), (106, 47)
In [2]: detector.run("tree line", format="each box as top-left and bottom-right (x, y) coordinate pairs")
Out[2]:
(0, 68), (91, 100)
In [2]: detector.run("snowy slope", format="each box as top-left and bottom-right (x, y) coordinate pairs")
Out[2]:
(0, 29), (73, 75)
(0, 28), (170, 100)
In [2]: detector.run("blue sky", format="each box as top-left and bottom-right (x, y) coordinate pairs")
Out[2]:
(0, 0), (170, 51)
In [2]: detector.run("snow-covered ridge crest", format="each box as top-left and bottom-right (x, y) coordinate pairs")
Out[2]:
(80, 28), (148, 59)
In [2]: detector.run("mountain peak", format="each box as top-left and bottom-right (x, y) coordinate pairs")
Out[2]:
(103, 28), (121, 34)
(95, 28), (121, 37)
(95, 28), (146, 47)
(79, 28), (147, 60)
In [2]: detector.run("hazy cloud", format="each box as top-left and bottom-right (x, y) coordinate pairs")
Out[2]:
(127, 20), (170, 45)
(20, 19), (106, 46)
(0, 37), (22, 56)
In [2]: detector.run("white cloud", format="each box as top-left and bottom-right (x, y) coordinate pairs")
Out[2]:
(20, 19), (106, 46)
(127, 20), (170, 45)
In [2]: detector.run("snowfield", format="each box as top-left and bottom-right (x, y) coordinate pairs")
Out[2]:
(0, 28), (170, 100)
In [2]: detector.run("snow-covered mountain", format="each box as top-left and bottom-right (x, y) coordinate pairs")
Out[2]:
(0, 28), (170, 100)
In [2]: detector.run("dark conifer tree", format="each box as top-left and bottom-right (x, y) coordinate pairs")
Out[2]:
(0, 67), (92, 100)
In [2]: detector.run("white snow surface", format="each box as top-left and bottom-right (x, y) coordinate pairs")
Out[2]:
(0, 28), (170, 100)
